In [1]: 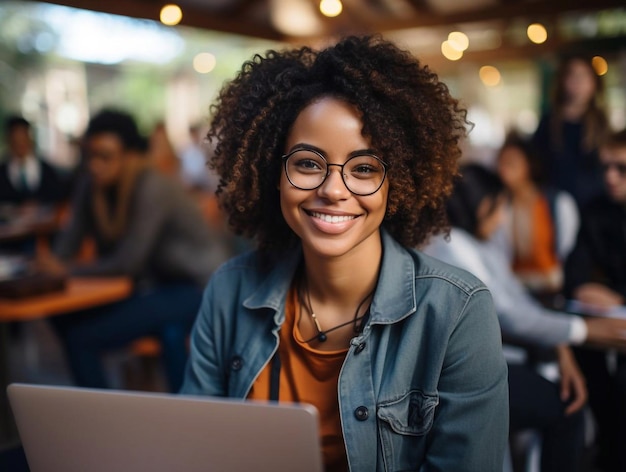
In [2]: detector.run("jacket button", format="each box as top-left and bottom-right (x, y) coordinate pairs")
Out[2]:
(230, 356), (243, 371)
(354, 343), (366, 354)
(354, 406), (369, 421)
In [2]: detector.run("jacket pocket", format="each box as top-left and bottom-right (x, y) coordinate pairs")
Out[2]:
(377, 390), (439, 471)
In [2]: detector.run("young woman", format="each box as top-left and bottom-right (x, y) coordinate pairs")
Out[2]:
(532, 54), (609, 209)
(40, 110), (230, 392)
(496, 132), (579, 294)
(180, 36), (509, 471)
(425, 164), (626, 471)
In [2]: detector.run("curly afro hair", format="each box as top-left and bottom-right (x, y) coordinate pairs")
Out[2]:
(208, 35), (469, 251)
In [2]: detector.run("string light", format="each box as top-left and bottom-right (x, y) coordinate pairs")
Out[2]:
(527, 23), (547, 44)
(193, 52), (216, 74)
(479, 65), (501, 87)
(447, 31), (469, 52)
(160, 4), (182, 26)
(592, 56), (608, 76)
(441, 41), (463, 61)
(320, 0), (342, 17)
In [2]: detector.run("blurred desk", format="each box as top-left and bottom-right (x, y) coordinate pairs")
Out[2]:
(0, 276), (133, 443)
(0, 277), (133, 322)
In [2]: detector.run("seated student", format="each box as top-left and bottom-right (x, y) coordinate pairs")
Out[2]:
(425, 164), (626, 472)
(496, 132), (579, 295)
(0, 116), (65, 205)
(564, 128), (626, 472)
(39, 109), (230, 392)
(181, 36), (509, 471)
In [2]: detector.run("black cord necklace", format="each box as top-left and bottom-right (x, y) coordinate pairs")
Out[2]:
(298, 279), (373, 344)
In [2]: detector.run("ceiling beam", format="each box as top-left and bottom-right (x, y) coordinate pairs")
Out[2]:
(373, 0), (625, 31)
(33, 0), (284, 40)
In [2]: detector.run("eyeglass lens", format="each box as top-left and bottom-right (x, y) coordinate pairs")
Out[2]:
(284, 149), (386, 195)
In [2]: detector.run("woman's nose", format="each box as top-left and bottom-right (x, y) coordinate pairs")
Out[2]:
(317, 166), (350, 200)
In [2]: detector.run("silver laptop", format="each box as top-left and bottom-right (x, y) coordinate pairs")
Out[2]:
(8, 383), (323, 472)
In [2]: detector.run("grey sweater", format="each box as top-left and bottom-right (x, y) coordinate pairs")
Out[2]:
(55, 168), (230, 287)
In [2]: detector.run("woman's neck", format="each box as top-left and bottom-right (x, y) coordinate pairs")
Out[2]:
(302, 243), (382, 311)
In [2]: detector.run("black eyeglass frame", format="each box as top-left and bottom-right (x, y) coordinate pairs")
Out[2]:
(281, 148), (389, 196)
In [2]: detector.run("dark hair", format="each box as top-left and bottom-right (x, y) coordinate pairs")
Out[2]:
(84, 109), (147, 152)
(5, 115), (31, 134)
(602, 128), (626, 150)
(498, 131), (545, 184)
(447, 164), (505, 236)
(208, 35), (469, 251)
(550, 54), (607, 153)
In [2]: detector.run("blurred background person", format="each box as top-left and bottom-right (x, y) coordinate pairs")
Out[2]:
(39, 109), (230, 392)
(0, 115), (66, 206)
(425, 164), (626, 472)
(178, 123), (218, 193)
(564, 129), (626, 472)
(532, 54), (609, 210)
(147, 121), (179, 177)
(496, 131), (579, 296)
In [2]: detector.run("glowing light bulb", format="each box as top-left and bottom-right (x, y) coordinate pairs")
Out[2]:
(592, 56), (608, 76)
(160, 4), (182, 26)
(441, 41), (463, 61)
(479, 65), (501, 87)
(527, 23), (547, 44)
(193, 52), (216, 74)
(448, 31), (469, 51)
(320, 0), (342, 17)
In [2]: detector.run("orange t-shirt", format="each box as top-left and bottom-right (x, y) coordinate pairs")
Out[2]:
(247, 286), (349, 472)
(511, 195), (562, 292)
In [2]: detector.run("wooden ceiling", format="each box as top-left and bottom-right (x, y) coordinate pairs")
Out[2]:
(31, 0), (625, 42)
(22, 0), (625, 72)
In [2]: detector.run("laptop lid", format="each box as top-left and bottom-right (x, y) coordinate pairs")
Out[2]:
(8, 383), (323, 472)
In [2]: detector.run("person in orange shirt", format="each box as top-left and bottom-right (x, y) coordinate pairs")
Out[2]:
(496, 132), (579, 296)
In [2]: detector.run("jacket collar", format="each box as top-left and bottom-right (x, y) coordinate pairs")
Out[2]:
(244, 229), (417, 325)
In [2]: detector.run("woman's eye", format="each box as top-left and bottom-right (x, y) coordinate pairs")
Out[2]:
(294, 159), (323, 171)
(353, 165), (376, 174)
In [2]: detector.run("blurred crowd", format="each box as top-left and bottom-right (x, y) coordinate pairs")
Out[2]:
(1, 108), (241, 395)
(424, 54), (626, 472)
(1, 53), (626, 472)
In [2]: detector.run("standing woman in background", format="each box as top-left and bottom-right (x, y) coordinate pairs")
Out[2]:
(181, 36), (509, 471)
(532, 54), (609, 209)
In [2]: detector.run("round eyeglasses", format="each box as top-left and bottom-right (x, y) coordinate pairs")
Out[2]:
(282, 148), (388, 196)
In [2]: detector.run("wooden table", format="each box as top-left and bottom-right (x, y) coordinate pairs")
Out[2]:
(0, 276), (133, 443)
(0, 277), (133, 322)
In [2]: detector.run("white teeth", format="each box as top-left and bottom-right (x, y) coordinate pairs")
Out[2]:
(310, 211), (356, 223)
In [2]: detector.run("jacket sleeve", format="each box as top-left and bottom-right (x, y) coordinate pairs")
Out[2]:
(180, 276), (228, 396)
(424, 288), (509, 471)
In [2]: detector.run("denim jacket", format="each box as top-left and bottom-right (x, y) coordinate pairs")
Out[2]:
(181, 231), (508, 471)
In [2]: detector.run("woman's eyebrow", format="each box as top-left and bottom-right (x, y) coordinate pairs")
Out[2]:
(287, 143), (378, 158)
(287, 143), (325, 155)
(347, 149), (378, 158)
